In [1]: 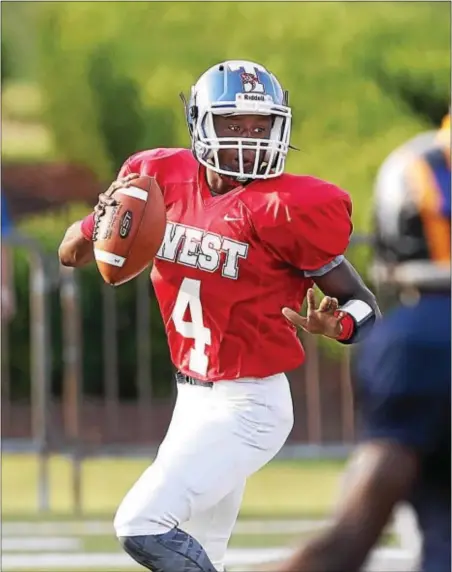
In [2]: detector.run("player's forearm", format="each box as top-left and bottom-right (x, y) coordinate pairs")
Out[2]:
(58, 221), (94, 267)
(315, 260), (381, 320)
(346, 285), (381, 319)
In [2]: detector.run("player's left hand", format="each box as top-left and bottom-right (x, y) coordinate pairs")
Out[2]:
(282, 288), (346, 339)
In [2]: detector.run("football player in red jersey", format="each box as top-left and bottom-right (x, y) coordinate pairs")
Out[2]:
(59, 60), (380, 572)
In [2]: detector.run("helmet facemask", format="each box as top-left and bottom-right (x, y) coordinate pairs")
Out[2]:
(189, 91), (292, 182)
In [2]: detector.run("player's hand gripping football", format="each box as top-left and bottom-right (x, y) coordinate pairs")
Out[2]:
(282, 288), (346, 339)
(94, 173), (140, 218)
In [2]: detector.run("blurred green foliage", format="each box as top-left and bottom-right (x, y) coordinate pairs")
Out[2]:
(1, 38), (11, 83)
(3, 1), (448, 225)
(1, 2), (40, 82)
(2, 1), (450, 398)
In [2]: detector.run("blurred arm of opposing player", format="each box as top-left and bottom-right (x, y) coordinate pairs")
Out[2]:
(278, 441), (418, 572)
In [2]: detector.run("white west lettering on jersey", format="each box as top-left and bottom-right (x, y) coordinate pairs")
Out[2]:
(156, 222), (186, 261)
(156, 222), (249, 280)
(198, 233), (222, 272)
(222, 239), (249, 280)
(178, 227), (203, 267)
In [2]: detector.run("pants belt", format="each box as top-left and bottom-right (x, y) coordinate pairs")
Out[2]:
(175, 371), (213, 388)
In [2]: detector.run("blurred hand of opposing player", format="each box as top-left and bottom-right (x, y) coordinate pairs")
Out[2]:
(282, 288), (346, 339)
(94, 173), (140, 218)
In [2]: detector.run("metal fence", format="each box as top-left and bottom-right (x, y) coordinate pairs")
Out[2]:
(1, 231), (374, 512)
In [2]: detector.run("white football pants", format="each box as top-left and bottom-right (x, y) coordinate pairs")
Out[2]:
(114, 372), (294, 570)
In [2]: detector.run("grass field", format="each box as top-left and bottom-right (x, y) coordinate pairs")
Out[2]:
(3, 455), (344, 570)
(2, 454), (418, 571)
(2, 454), (345, 518)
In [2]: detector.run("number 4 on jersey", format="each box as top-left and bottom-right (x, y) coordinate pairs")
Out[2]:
(172, 278), (211, 376)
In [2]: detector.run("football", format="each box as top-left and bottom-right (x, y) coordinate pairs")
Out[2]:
(93, 176), (166, 286)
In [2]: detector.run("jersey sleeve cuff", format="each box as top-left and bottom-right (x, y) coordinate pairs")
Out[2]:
(304, 255), (344, 278)
(80, 212), (95, 241)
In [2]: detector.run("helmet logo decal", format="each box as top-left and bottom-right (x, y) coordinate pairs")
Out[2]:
(228, 61), (266, 94)
(240, 72), (265, 94)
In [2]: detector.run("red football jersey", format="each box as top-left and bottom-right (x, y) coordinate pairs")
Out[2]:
(118, 148), (353, 381)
